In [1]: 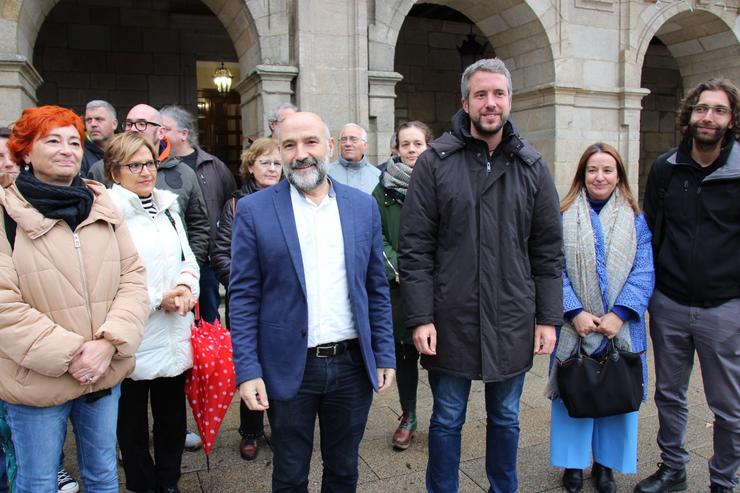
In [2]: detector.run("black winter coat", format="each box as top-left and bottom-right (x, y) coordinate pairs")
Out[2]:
(192, 146), (237, 238)
(643, 139), (740, 306)
(399, 110), (563, 382)
(211, 179), (261, 287)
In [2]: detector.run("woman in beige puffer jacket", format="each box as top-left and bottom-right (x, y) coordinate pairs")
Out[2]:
(0, 106), (148, 493)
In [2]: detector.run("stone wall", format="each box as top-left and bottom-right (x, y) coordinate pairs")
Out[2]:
(393, 15), (495, 138)
(639, 41), (682, 203)
(33, 0), (237, 119)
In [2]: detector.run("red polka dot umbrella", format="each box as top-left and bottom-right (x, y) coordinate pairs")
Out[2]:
(185, 305), (236, 460)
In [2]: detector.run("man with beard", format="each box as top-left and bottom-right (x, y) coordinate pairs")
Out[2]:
(636, 78), (739, 493)
(229, 112), (396, 492)
(399, 58), (562, 493)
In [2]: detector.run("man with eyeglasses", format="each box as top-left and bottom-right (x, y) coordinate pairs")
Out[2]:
(638, 78), (740, 493)
(267, 102), (298, 139)
(87, 104), (210, 271)
(328, 123), (379, 194)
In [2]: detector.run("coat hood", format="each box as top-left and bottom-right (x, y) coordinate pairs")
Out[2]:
(430, 108), (543, 167)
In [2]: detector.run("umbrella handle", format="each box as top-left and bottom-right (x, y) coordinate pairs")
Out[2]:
(194, 302), (201, 322)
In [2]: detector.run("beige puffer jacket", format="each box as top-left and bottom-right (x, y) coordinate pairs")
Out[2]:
(0, 180), (148, 407)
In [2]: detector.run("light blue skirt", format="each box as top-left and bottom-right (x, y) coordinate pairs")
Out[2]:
(549, 398), (639, 474)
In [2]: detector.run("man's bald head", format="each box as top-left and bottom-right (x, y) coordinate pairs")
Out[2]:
(279, 112), (334, 193)
(125, 104), (163, 146)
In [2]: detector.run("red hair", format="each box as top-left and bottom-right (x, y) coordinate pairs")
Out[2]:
(7, 106), (85, 166)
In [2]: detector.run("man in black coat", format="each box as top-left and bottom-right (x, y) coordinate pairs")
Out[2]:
(399, 58), (562, 493)
(635, 78), (740, 493)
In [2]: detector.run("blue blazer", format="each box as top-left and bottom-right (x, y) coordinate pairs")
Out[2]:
(229, 179), (396, 401)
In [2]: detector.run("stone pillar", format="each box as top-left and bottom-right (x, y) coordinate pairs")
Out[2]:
(235, 64), (299, 143)
(0, 55), (43, 126)
(516, 84), (648, 196)
(368, 70), (403, 166)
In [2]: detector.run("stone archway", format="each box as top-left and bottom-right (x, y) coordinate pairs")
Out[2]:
(634, 7), (739, 202)
(1, 0), (294, 138)
(369, 0), (558, 168)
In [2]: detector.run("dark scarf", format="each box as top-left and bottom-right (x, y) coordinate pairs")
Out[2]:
(15, 167), (94, 231)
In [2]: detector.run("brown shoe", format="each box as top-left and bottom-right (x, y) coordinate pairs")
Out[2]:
(239, 436), (258, 460)
(392, 412), (417, 450)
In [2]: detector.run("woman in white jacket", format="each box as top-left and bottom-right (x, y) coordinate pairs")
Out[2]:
(105, 132), (199, 493)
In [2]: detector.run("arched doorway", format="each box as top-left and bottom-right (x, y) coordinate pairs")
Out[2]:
(371, 0), (558, 170)
(32, 0), (244, 172)
(394, 4), (496, 139)
(637, 8), (740, 202)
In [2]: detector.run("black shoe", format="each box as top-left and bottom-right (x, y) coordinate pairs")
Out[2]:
(592, 463), (616, 493)
(562, 468), (583, 493)
(709, 484), (735, 493)
(634, 463), (687, 492)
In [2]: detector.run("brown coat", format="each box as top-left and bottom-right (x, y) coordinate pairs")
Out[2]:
(0, 180), (148, 406)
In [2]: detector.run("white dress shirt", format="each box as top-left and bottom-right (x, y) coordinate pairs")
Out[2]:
(290, 182), (357, 347)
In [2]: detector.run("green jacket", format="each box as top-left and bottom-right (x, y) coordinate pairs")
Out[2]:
(371, 180), (410, 343)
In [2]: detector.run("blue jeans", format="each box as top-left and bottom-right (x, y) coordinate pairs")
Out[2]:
(427, 371), (526, 493)
(267, 342), (373, 493)
(198, 262), (222, 323)
(5, 386), (121, 493)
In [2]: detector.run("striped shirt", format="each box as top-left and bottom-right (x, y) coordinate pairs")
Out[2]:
(140, 194), (157, 218)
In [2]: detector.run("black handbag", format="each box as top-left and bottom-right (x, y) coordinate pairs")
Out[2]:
(556, 338), (643, 418)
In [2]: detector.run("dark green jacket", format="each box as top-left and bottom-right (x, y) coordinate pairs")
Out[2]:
(372, 175), (411, 343)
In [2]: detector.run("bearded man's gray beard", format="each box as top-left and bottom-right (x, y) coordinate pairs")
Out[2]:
(284, 151), (330, 193)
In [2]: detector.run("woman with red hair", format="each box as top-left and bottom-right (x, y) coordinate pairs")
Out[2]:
(0, 105), (149, 492)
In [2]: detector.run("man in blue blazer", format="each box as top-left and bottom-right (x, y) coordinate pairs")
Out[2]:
(229, 112), (396, 492)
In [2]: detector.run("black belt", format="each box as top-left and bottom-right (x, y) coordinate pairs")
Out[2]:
(308, 339), (359, 358)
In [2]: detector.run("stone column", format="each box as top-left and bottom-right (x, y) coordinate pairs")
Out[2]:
(0, 55), (43, 125)
(368, 70), (403, 166)
(235, 64), (299, 143)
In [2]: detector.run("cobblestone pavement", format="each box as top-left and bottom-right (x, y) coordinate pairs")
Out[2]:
(63, 345), (715, 492)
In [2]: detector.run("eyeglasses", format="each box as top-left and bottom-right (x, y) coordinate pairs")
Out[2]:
(256, 159), (281, 168)
(118, 160), (159, 174)
(124, 120), (161, 132)
(340, 136), (364, 144)
(691, 104), (731, 116)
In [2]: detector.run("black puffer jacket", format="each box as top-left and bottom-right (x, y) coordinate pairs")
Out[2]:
(399, 109), (563, 382)
(643, 138), (740, 306)
(211, 179), (261, 286)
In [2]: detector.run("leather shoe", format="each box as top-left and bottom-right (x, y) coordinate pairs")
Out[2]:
(709, 484), (735, 493)
(392, 412), (417, 451)
(239, 436), (258, 461)
(634, 463), (687, 492)
(592, 463), (616, 493)
(562, 468), (583, 493)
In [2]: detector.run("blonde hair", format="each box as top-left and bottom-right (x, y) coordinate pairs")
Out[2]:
(104, 132), (158, 183)
(239, 138), (278, 180)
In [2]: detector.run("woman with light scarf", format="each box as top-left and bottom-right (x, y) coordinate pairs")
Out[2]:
(547, 143), (654, 493)
(371, 121), (433, 451)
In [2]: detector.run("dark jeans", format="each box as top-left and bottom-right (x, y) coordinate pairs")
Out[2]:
(117, 374), (186, 492)
(426, 370), (526, 493)
(395, 341), (419, 414)
(267, 342), (373, 493)
(239, 401), (264, 438)
(198, 262), (221, 323)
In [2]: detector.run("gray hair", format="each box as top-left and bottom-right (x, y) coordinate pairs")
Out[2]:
(341, 123), (367, 142)
(160, 104), (198, 147)
(460, 58), (513, 100)
(86, 100), (117, 120)
(268, 102), (299, 123)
